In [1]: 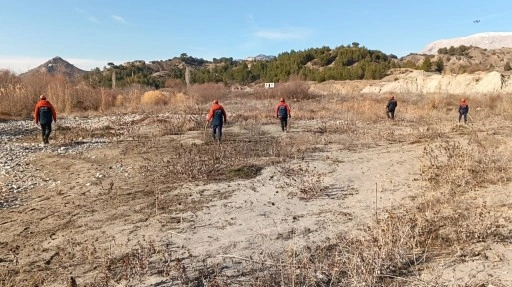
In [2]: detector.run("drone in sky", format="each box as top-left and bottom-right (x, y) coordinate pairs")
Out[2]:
(473, 19), (481, 23)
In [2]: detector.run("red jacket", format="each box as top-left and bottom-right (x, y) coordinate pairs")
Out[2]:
(275, 102), (291, 118)
(207, 104), (227, 125)
(34, 100), (57, 124)
(459, 101), (469, 113)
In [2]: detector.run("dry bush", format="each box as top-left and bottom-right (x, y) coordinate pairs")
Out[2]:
(0, 71), (37, 118)
(291, 96), (385, 123)
(0, 92), (35, 118)
(275, 80), (313, 101)
(250, 86), (281, 101)
(228, 100), (277, 125)
(164, 78), (186, 91)
(187, 83), (227, 104)
(123, 86), (148, 113)
(114, 94), (127, 107)
(247, 80), (314, 102)
(278, 162), (329, 200)
(61, 85), (112, 113)
(424, 93), (459, 112)
(420, 136), (511, 192)
(151, 134), (287, 183)
(1, 71), (123, 117)
(153, 115), (204, 135)
(140, 90), (168, 106)
(166, 92), (203, 114)
(21, 73), (58, 99)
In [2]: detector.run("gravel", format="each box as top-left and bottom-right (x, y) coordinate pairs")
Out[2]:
(0, 114), (147, 209)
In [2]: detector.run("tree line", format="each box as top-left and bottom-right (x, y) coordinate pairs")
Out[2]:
(81, 43), (450, 89)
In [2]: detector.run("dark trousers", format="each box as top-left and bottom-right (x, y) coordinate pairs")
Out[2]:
(459, 112), (468, 124)
(212, 125), (223, 141)
(279, 117), (288, 132)
(386, 110), (395, 120)
(40, 123), (52, 143)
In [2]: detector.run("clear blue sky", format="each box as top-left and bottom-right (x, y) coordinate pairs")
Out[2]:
(1, 0), (512, 73)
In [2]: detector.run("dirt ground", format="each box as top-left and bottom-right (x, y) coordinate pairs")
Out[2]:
(0, 103), (511, 286)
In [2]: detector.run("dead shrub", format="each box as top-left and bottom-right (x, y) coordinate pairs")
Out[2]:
(250, 87), (279, 100)
(187, 83), (227, 104)
(167, 92), (202, 113)
(164, 78), (186, 91)
(425, 93), (459, 111)
(140, 90), (167, 106)
(275, 80), (314, 101)
(420, 137), (511, 192)
(154, 116), (204, 135)
(114, 94), (126, 107)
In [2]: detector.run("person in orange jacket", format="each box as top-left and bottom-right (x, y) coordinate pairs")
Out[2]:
(459, 98), (469, 124)
(34, 95), (57, 144)
(206, 99), (227, 143)
(386, 95), (398, 120)
(275, 97), (291, 132)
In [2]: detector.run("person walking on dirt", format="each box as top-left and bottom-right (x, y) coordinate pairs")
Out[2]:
(34, 95), (57, 144)
(386, 95), (398, 120)
(206, 99), (227, 143)
(459, 98), (469, 124)
(275, 97), (291, 132)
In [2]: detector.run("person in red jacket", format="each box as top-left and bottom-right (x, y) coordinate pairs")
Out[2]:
(206, 99), (227, 143)
(34, 95), (57, 144)
(458, 98), (469, 124)
(275, 97), (291, 132)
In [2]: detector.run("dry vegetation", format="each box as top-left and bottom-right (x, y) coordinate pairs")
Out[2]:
(1, 75), (512, 286)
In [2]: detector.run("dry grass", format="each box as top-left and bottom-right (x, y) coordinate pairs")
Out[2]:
(1, 76), (512, 286)
(158, 134), (511, 287)
(140, 90), (168, 106)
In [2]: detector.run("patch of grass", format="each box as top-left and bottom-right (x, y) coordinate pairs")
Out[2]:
(224, 164), (263, 180)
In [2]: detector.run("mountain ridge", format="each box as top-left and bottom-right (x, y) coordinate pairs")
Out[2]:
(20, 56), (87, 80)
(421, 31), (512, 54)
(19, 32), (512, 87)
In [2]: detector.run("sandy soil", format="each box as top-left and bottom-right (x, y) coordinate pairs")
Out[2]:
(0, 115), (511, 286)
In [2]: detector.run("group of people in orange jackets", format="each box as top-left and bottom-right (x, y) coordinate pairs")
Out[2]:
(34, 94), (470, 145)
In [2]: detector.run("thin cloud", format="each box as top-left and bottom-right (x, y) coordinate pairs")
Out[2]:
(246, 13), (256, 28)
(255, 27), (312, 40)
(111, 15), (128, 24)
(75, 7), (101, 24)
(88, 16), (101, 24)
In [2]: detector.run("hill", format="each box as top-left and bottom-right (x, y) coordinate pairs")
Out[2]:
(19, 56), (87, 80)
(421, 32), (512, 54)
(21, 32), (512, 89)
(402, 46), (512, 74)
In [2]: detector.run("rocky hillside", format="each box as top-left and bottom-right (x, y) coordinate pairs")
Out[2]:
(362, 69), (511, 94)
(309, 68), (512, 96)
(19, 56), (87, 80)
(421, 32), (512, 54)
(400, 46), (512, 75)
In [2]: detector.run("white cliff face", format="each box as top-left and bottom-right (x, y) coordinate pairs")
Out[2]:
(421, 32), (512, 55)
(360, 70), (511, 95)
